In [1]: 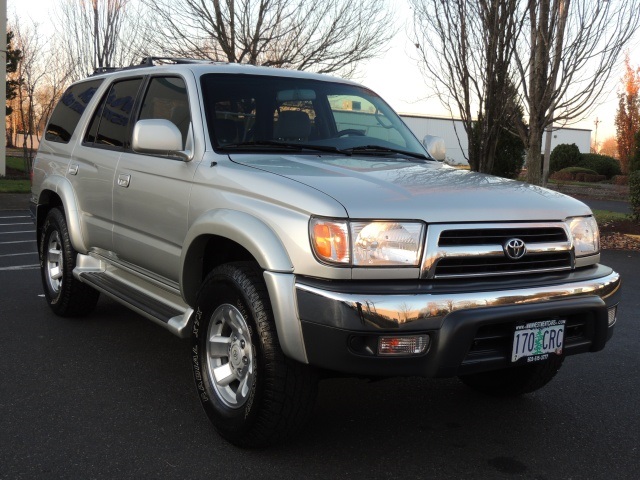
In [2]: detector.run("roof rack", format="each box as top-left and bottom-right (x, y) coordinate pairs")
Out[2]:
(90, 57), (215, 76)
(139, 57), (215, 66)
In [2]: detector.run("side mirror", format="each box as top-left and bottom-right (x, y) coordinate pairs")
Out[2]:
(423, 135), (446, 162)
(132, 119), (192, 161)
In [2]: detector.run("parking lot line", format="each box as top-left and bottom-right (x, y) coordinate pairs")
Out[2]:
(0, 215), (30, 219)
(0, 231), (34, 235)
(0, 252), (37, 258)
(0, 264), (39, 271)
(0, 240), (36, 245)
(0, 223), (33, 226)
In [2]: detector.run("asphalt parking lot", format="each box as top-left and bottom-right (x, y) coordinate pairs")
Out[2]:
(1, 207), (639, 479)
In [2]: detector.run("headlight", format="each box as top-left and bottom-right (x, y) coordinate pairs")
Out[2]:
(352, 221), (424, 266)
(310, 218), (425, 267)
(567, 216), (600, 257)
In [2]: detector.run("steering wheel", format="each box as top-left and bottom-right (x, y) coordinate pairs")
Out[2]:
(336, 129), (365, 137)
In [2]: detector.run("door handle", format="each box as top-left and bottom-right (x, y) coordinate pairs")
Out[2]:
(68, 164), (79, 175)
(117, 174), (131, 188)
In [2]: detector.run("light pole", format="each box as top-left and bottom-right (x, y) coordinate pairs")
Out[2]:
(1, 0), (6, 177)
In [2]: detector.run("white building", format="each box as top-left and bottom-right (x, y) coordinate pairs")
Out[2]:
(400, 113), (591, 165)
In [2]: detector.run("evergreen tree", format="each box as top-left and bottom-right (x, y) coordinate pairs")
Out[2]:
(6, 30), (22, 116)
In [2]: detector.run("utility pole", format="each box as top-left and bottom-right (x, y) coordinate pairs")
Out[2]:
(1, 0), (6, 177)
(593, 117), (601, 153)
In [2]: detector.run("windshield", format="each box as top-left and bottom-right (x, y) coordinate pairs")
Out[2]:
(200, 73), (427, 158)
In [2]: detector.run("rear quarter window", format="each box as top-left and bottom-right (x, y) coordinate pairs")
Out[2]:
(45, 79), (104, 143)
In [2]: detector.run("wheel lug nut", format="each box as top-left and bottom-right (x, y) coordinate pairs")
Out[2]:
(240, 340), (246, 348)
(243, 356), (248, 364)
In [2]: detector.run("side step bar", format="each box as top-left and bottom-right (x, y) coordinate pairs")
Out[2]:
(75, 259), (193, 339)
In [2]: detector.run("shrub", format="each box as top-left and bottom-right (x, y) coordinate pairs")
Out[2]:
(631, 130), (640, 173)
(630, 171), (640, 221)
(549, 167), (598, 182)
(613, 175), (629, 185)
(559, 166), (598, 175)
(550, 171), (575, 181)
(550, 143), (581, 173)
(581, 174), (606, 182)
(579, 153), (622, 179)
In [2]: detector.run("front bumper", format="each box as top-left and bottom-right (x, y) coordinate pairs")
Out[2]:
(294, 265), (620, 378)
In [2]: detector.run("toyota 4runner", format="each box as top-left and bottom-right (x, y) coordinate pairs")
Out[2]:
(30, 58), (621, 447)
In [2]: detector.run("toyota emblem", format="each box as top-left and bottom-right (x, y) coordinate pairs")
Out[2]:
(504, 238), (527, 260)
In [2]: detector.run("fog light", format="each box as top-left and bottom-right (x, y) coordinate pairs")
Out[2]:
(607, 306), (617, 327)
(378, 335), (430, 356)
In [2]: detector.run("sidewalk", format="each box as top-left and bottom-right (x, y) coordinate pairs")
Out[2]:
(0, 193), (30, 211)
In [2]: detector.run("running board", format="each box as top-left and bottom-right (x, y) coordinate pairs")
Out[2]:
(75, 259), (192, 339)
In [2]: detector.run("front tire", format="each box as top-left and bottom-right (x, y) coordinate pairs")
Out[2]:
(458, 356), (564, 396)
(191, 262), (317, 448)
(39, 208), (100, 316)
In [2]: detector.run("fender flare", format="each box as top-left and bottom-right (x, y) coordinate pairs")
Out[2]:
(180, 209), (294, 306)
(38, 175), (87, 253)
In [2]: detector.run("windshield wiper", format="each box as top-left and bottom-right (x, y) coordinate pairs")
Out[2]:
(339, 145), (430, 161)
(219, 141), (343, 154)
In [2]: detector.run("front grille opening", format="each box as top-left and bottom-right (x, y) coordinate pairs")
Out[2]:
(438, 227), (567, 247)
(461, 316), (594, 369)
(435, 252), (572, 277)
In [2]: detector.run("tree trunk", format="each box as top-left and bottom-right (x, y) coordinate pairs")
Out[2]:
(526, 125), (543, 185)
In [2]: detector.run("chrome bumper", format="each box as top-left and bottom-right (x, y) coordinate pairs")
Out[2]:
(296, 269), (620, 332)
(290, 265), (620, 376)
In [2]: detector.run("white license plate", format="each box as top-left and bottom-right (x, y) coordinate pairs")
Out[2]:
(511, 320), (565, 363)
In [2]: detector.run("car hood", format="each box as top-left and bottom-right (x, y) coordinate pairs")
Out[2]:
(229, 154), (592, 222)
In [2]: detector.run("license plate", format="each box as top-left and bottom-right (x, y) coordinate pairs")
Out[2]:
(511, 320), (565, 363)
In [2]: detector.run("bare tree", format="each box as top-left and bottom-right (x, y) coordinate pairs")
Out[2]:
(599, 136), (619, 160)
(55, 0), (146, 80)
(11, 20), (47, 165)
(512, 0), (640, 185)
(141, 0), (394, 77)
(411, 0), (525, 173)
(412, 0), (640, 185)
(9, 18), (74, 163)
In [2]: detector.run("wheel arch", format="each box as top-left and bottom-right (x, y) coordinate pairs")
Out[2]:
(180, 209), (294, 306)
(36, 176), (86, 253)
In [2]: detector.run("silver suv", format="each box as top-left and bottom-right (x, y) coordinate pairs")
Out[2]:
(31, 58), (621, 447)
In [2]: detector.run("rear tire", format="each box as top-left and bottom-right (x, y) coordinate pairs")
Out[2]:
(191, 262), (317, 448)
(39, 208), (100, 316)
(458, 356), (564, 396)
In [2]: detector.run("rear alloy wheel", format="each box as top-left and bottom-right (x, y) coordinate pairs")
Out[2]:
(39, 207), (100, 316)
(459, 355), (564, 396)
(192, 262), (317, 448)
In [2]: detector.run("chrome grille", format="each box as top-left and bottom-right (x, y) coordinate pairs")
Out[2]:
(422, 223), (574, 279)
(435, 252), (572, 277)
(438, 227), (568, 246)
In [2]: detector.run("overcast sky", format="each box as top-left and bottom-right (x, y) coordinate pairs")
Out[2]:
(9, 0), (640, 144)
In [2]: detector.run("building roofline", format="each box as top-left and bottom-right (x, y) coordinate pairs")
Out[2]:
(398, 112), (592, 133)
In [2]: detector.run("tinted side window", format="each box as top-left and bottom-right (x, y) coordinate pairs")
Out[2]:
(89, 78), (143, 150)
(45, 79), (103, 143)
(138, 76), (190, 148)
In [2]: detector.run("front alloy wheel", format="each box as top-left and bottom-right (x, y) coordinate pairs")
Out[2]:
(192, 262), (317, 448)
(206, 304), (255, 409)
